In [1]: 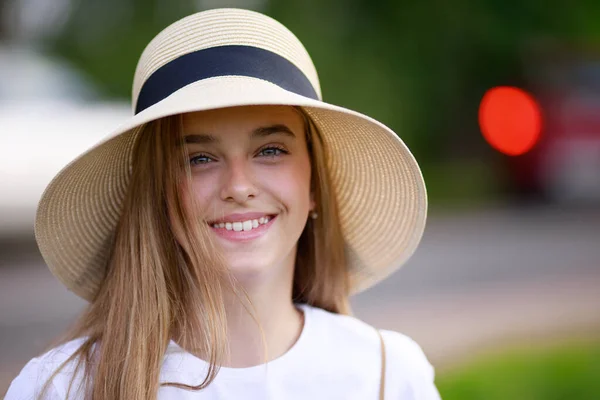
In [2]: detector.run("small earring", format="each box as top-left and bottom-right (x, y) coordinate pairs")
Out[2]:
(310, 211), (318, 220)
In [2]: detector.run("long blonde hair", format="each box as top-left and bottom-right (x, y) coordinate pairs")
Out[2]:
(40, 107), (349, 399)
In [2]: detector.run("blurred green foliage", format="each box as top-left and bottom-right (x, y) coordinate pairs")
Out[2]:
(46, 0), (600, 204)
(49, 1), (600, 156)
(437, 339), (600, 400)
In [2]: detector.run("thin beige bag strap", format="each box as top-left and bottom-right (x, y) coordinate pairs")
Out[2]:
(376, 329), (386, 400)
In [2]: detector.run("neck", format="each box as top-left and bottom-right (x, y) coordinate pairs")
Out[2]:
(223, 251), (304, 368)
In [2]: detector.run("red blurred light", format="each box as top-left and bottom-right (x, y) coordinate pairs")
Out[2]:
(479, 86), (542, 156)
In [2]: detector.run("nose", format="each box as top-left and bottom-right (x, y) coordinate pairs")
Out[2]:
(220, 157), (258, 203)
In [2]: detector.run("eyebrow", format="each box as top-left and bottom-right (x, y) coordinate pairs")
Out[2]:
(183, 124), (296, 144)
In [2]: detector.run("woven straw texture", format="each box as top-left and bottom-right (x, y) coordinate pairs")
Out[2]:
(35, 8), (427, 301)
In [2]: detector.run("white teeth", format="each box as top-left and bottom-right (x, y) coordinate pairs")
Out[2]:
(242, 220), (253, 231)
(212, 216), (274, 231)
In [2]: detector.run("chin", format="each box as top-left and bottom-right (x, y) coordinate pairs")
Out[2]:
(226, 257), (276, 283)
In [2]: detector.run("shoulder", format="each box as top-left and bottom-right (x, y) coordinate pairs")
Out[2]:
(5, 338), (87, 400)
(303, 305), (431, 366)
(304, 304), (429, 359)
(379, 329), (435, 378)
(379, 330), (440, 398)
(302, 305), (440, 398)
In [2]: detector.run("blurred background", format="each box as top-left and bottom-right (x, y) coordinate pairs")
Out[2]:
(1, 0), (599, 398)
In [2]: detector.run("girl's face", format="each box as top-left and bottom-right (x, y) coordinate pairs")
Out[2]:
(180, 105), (313, 283)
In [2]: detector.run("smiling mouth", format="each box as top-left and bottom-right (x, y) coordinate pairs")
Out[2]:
(208, 215), (276, 232)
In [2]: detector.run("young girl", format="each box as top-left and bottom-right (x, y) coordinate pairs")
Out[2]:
(6, 8), (438, 400)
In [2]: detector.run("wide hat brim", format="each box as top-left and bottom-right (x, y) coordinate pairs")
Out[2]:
(35, 76), (427, 302)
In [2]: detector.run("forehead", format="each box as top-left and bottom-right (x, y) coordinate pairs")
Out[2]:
(181, 105), (304, 135)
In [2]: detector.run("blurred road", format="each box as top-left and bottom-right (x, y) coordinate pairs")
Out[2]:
(1, 206), (599, 393)
(353, 206), (600, 367)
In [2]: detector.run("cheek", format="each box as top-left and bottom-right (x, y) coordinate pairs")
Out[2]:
(266, 160), (312, 210)
(181, 173), (219, 211)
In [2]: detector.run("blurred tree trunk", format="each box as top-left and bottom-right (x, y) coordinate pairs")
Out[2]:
(0, 0), (11, 39)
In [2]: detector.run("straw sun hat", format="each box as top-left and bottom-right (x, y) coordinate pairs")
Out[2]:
(35, 8), (427, 302)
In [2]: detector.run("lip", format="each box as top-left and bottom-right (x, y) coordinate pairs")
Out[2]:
(209, 215), (277, 242)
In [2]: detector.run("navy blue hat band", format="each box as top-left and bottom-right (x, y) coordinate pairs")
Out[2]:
(135, 45), (319, 114)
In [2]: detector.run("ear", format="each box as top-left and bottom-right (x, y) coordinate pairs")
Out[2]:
(309, 191), (316, 211)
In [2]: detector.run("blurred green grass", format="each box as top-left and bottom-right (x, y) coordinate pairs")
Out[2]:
(436, 339), (600, 400)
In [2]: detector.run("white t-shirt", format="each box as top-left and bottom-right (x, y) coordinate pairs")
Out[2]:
(6, 304), (441, 399)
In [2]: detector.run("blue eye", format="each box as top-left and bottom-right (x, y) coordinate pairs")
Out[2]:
(258, 146), (287, 157)
(189, 154), (214, 165)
